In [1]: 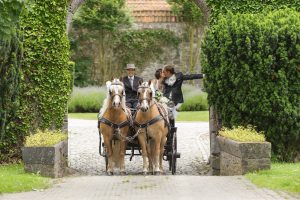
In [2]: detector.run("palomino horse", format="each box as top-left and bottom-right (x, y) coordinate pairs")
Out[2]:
(134, 81), (169, 175)
(98, 79), (130, 175)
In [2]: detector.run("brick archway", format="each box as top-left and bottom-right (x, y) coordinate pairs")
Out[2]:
(66, 0), (220, 175)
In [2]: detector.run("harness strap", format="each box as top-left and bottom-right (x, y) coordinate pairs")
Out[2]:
(133, 115), (164, 128)
(99, 117), (130, 129)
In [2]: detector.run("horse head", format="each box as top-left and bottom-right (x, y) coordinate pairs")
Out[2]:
(106, 78), (125, 109)
(138, 80), (153, 112)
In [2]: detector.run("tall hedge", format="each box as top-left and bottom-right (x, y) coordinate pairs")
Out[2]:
(20, 0), (71, 131)
(206, 0), (300, 23)
(202, 9), (300, 162)
(0, 0), (24, 163)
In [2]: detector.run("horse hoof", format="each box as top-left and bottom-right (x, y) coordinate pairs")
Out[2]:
(154, 171), (160, 176)
(120, 171), (127, 176)
(143, 171), (148, 176)
(107, 171), (113, 176)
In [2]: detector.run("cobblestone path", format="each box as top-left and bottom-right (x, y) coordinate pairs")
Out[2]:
(68, 119), (210, 175)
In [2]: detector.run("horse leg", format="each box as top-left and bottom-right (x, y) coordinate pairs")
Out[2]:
(153, 137), (161, 175)
(103, 136), (113, 175)
(148, 139), (154, 174)
(138, 133), (149, 175)
(159, 136), (167, 173)
(119, 140), (126, 175)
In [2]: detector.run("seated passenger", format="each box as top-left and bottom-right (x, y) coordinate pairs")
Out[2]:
(121, 63), (143, 110)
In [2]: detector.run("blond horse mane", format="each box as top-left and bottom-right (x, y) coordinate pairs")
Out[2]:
(98, 78), (128, 118)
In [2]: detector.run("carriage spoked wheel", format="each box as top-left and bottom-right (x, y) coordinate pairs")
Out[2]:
(171, 131), (177, 175)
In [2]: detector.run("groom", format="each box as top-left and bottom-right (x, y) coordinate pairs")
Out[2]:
(122, 64), (143, 109)
(162, 65), (205, 108)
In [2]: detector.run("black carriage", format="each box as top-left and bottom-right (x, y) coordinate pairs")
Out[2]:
(98, 109), (180, 175)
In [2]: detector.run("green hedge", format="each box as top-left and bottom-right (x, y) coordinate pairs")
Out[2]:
(0, 0), (24, 163)
(68, 86), (106, 113)
(179, 85), (208, 111)
(68, 85), (208, 112)
(202, 9), (300, 162)
(206, 0), (300, 24)
(20, 0), (71, 131)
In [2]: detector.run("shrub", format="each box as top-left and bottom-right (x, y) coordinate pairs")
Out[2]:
(25, 129), (67, 147)
(68, 85), (208, 112)
(0, 0), (24, 163)
(219, 126), (266, 142)
(179, 85), (208, 111)
(68, 86), (106, 113)
(202, 8), (300, 161)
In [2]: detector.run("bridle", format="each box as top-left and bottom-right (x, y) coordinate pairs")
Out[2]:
(137, 85), (152, 104)
(109, 82), (125, 99)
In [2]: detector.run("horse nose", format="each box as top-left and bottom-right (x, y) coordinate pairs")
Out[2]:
(141, 106), (149, 112)
(113, 101), (120, 107)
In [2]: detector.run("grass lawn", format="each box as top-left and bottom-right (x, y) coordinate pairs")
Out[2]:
(68, 111), (209, 122)
(246, 163), (300, 195)
(0, 164), (51, 194)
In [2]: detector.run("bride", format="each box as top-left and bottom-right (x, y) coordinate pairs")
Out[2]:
(150, 69), (177, 121)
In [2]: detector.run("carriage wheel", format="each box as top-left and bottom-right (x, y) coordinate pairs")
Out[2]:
(168, 133), (172, 171)
(171, 131), (177, 175)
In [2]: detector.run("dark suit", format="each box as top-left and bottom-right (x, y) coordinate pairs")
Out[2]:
(122, 76), (143, 108)
(163, 72), (204, 105)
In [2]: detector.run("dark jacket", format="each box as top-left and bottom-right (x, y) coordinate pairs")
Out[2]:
(122, 76), (143, 102)
(163, 72), (204, 105)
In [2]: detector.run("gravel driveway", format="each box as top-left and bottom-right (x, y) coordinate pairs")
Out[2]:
(68, 119), (210, 175)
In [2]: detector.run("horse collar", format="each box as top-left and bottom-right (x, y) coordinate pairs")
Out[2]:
(99, 117), (129, 129)
(134, 115), (163, 129)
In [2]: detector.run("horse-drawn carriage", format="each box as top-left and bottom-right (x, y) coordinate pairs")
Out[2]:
(98, 79), (180, 175)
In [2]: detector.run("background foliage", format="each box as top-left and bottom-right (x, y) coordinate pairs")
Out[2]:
(205, 0), (300, 24)
(168, 0), (205, 76)
(202, 9), (300, 161)
(70, 0), (179, 86)
(0, 0), (24, 163)
(68, 85), (208, 113)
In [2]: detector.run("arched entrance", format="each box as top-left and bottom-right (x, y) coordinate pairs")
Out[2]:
(66, 0), (219, 174)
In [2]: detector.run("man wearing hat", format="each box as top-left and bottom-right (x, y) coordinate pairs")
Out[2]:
(122, 64), (143, 108)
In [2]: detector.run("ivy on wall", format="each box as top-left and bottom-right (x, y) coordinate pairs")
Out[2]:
(20, 0), (72, 131)
(113, 29), (180, 72)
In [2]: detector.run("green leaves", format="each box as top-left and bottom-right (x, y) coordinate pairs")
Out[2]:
(19, 0), (71, 138)
(73, 0), (131, 32)
(168, 0), (204, 26)
(202, 8), (300, 161)
(0, 0), (24, 41)
(206, 0), (300, 24)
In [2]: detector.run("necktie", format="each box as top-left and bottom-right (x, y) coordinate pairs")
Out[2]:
(130, 77), (134, 89)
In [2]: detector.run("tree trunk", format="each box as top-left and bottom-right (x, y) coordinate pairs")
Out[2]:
(193, 0), (210, 27)
(67, 0), (86, 34)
